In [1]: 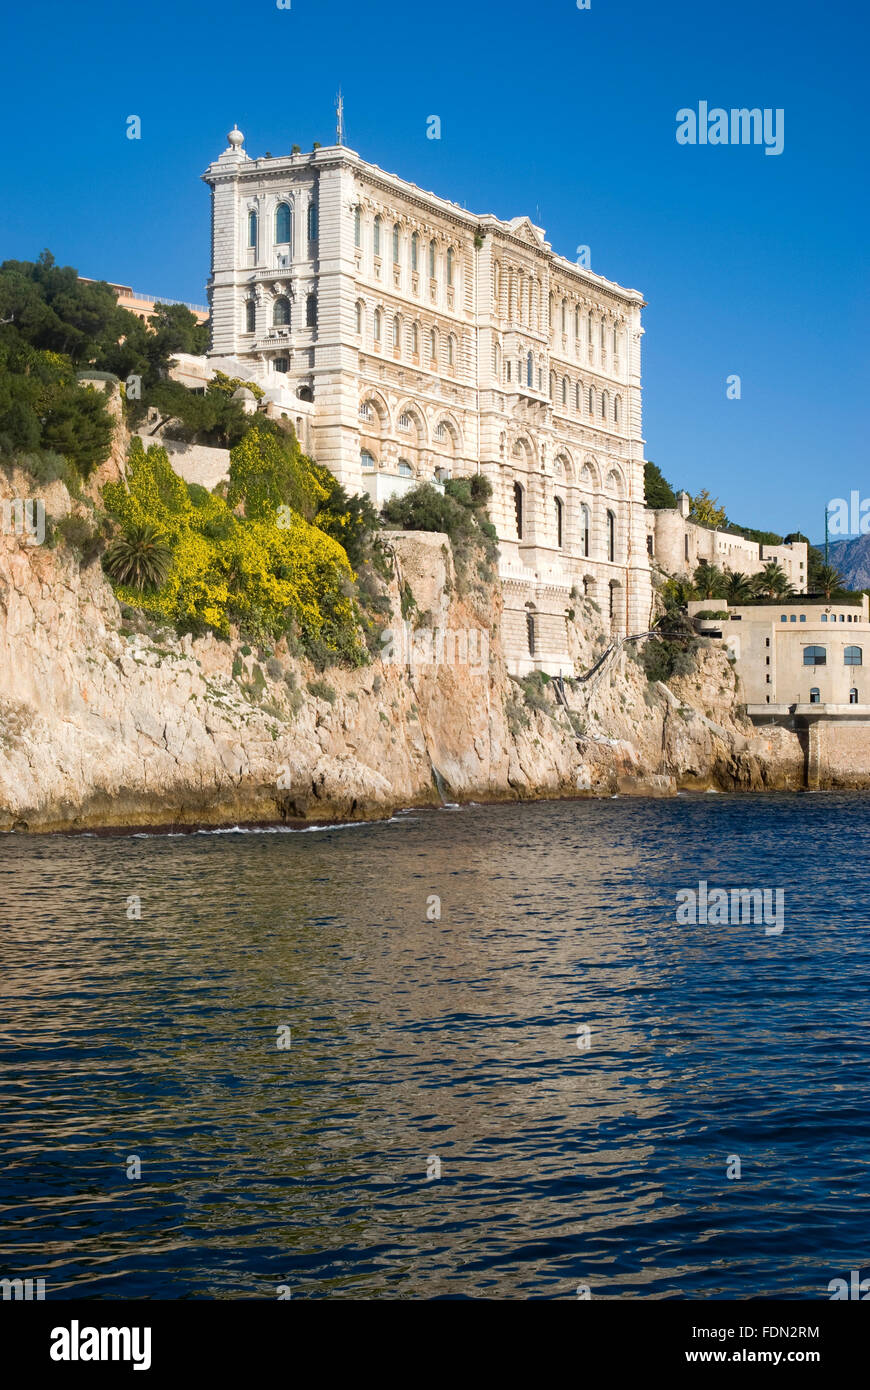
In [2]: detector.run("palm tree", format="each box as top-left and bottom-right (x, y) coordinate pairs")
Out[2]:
(816, 563), (844, 601)
(724, 570), (754, 603)
(753, 561), (793, 600)
(103, 523), (173, 591)
(693, 560), (726, 600)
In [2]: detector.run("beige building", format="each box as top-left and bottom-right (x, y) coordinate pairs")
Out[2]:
(647, 491), (807, 591)
(78, 278), (210, 325)
(201, 127), (653, 673)
(689, 595), (870, 707)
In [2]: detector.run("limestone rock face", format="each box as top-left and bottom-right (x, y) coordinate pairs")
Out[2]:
(0, 469), (807, 833)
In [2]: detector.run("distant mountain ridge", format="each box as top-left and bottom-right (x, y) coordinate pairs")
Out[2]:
(819, 535), (870, 591)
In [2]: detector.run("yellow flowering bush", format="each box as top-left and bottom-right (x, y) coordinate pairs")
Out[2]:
(103, 436), (364, 661)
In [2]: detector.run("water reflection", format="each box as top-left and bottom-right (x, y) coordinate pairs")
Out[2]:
(1, 794), (869, 1298)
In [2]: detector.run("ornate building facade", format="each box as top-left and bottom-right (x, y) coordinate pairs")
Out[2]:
(203, 129), (653, 672)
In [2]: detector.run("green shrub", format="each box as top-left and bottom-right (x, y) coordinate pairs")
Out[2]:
(307, 678), (336, 704)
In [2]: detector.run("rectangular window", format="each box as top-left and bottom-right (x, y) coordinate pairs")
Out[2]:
(800, 615), (806, 621)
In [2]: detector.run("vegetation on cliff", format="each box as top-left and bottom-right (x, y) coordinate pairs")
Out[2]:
(103, 431), (366, 662)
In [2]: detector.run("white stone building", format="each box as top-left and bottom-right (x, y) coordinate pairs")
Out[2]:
(202, 129), (652, 672)
(647, 491), (808, 591)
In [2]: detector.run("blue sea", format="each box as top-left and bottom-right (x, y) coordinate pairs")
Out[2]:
(1, 793), (868, 1299)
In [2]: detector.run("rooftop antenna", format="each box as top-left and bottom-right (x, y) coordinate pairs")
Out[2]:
(825, 505), (829, 567)
(336, 89), (344, 146)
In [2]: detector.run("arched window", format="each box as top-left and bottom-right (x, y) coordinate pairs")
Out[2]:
(353, 205), (361, 248)
(411, 232), (419, 271)
(850, 688), (859, 703)
(601, 390), (608, 420)
(493, 261), (501, 307)
(607, 509), (616, 562)
(273, 296), (290, 327)
(555, 497), (564, 549)
(550, 371), (556, 399)
(588, 386), (594, 414)
(600, 321), (606, 358)
(810, 687), (821, 703)
(514, 481), (524, 540)
(373, 308), (382, 343)
(576, 382), (582, 411)
(393, 222), (400, 263)
(561, 377), (567, 406)
(447, 246), (454, 286)
(398, 459), (413, 477)
(526, 351), (533, 389)
(429, 327), (438, 360)
(587, 312), (593, 348)
(373, 215), (381, 257)
(248, 210), (258, 248)
(613, 325), (619, 358)
(614, 395), (621, 425)
(561, 299), (567, 334)
(804, 646), (826, 666)
(411, 322), (419, 355)
(447, 335), (455, 368)
(360, 449), (375, 470)
(574, 306), (580, 340)
(429, 239), (437, 279)
(581, 504), (590, 557)
(245, 300), (255, 333)
(275, 202), (291, 244)
(845, 646), (863, 665)
(306, 292), (317, 328)
(355, 300), (363, 334)
(307, 201), (318, 244)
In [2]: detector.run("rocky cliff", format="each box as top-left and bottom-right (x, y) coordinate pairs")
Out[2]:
(0, 458), (809, 834)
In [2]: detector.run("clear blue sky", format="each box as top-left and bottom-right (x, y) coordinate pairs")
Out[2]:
(1, 0), (866, 539)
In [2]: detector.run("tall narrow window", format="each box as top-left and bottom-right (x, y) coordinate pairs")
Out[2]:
(248, 210), (258, 248)
(601, 390), (608, 420)
(581, 504), (590, 557)
(355, 300), (362, 334)
(527, 351), (533, 389)
(600, 321), (606, 358)
(526, 610), (535, 657)
(614, 395), (621, 426)
(306, 292), (317, 328)
(273, 296), (290, 327)
(588, 386), (594, 414)
(393, 223), (400, 263)
(373, 308), (382, 343)
(850, 688), (859, 703)
(275, 203), (291, 244)
(561, 299), (567, 333)
(354, 205), (361, 247)
(561, 378), (567, 406)
(574, 306), (580, 340)
(430, 327), (437, 361)
(373, 215), (381, 257)
(555, 497), (564, 549)
(607, 509), (616, 562)
(245, 300), (255, 333)
(411, 232), (419, 271)
(429, 239), (436, 279)
(411, 321), (419, 355)
(307, 201), (318, 244)
(514, 482), (524, 540)
(447, 246), (454, 286)
(393, 315), (401, 351)
(587, 313), (593, 348)
(609, 583), (615, 618)
(447, 335), (455, 368)
(810, 687), (821, 703)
